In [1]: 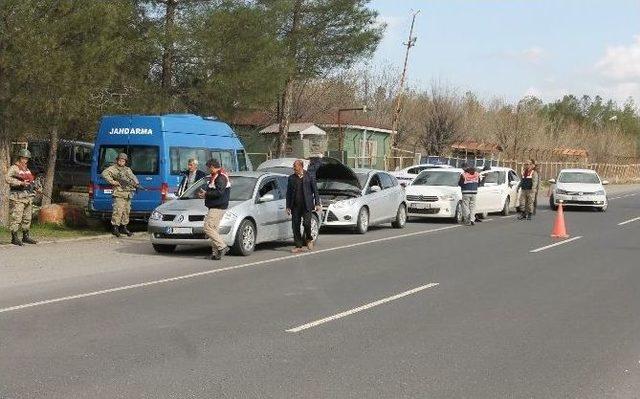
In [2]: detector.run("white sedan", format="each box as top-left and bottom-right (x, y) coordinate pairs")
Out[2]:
(478, 167), (522, 216)
(389, 164), (452, 186)
(549, 169), (608, 211)
(406, 168), (509, 222)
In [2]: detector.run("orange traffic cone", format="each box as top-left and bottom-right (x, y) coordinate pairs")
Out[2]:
(551, 200), (569, 239)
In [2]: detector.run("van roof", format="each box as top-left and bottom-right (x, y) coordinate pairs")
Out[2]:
(97, 114), (239, 139)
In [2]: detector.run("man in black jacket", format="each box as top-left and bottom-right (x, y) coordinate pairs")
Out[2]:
(198, 159), (231, 260)
(286, 159), (321, 253)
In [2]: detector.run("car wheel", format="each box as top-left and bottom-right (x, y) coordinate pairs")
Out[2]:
(549, 195), (558, 211)
(501, 196), (510, 216)
(355, 207), (369, 234)
(598, 201), (608, 212)
(392, 204), (407, 228)
(233, 219), (256, 256)
(453, 202), (463, 224)
(152, 244), (176, 253)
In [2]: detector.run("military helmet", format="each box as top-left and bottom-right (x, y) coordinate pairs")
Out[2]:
(17, 149), (32, 159)
(116, 153), (128, 161)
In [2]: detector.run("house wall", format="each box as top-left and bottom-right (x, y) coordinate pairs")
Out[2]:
(324, 127), (390, 169)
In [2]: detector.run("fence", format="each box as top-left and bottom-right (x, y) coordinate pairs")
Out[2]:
(496, 160), (640, 184)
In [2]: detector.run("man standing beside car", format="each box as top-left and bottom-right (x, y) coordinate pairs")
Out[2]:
(458, 164), (481, 226)
(177, 158), (206, 197)
(518, 160), (539, 220)
(286, 159), (321, 253)
(198, 159), (231, 260)
(102, 153), (139, 237)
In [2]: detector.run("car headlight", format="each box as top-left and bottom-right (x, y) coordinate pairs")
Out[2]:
(333, 198), (357, 209)
(595, 190), (605, 195)
(221, 211), (238, 225)
(150, 210), (163, 221)
(440, 194), (456, 201)
(556, 189), (569, 195)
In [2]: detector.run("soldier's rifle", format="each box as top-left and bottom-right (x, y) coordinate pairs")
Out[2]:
(116, 174), (150, 192)
(12, 175), (53, 201)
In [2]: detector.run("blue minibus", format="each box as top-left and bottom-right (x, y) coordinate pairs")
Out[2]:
(89, 114), (251, 221)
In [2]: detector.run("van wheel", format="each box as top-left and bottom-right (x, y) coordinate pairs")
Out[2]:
(501, 197), (510, 216)
(392, 204), (407, 228)
(152, 244), (176, 253)
(355, 207), (369, 234)
(233, 219), (256, 256)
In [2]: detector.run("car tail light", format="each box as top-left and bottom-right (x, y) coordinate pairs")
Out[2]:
(161, 182), (169, 203)
(88, 182), (94, 200)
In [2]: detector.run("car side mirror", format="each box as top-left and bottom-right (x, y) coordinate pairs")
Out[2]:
(369, 185), (381, 193)
(259, 193), (275, 203)
(548, 179), (556, 184)
(602, 180), (609, 185)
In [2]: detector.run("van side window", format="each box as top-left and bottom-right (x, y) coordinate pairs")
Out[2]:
(237, 150), (249, 171)
(75, 145), (93, 165)
(170, 147), (209, 174)
(210, 150), (236, 171)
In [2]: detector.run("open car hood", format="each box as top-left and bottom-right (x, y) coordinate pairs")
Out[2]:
(314, 161), (361, 191)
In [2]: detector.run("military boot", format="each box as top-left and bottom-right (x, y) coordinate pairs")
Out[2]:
(22, 231), (37, 244)
(11, 232), (23, 246)
(111, 225), (121, 237)
(120, 225), (134, 237)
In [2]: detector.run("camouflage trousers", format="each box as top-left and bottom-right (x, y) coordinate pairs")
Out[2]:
(9, 197), (33, 233)
(111, 196), (132, 226)
(519, 189), (536, 215)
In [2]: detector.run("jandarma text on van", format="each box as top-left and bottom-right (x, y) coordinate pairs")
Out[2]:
(108, 128), (153, 135)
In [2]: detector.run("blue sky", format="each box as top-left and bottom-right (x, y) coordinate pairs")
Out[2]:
(368, 0), (640, 104)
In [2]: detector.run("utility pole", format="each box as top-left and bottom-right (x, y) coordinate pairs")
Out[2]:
(390, 10), (419, 168)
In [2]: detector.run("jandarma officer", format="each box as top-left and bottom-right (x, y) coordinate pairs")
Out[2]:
(5, 149), (38, 246)
(101, 153), (139, 237)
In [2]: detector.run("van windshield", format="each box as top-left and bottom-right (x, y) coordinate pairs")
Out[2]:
(99, 145), (159, 175)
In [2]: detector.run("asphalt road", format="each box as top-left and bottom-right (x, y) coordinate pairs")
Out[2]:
(1, 186), (640, 398)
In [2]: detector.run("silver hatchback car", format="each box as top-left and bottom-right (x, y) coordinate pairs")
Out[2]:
(148, 171), (320, 255)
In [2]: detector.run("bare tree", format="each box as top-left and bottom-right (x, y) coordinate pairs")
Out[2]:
(419, 85), (462, 155)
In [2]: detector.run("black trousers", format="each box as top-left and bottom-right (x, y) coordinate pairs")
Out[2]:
(292, 207), (313, 248)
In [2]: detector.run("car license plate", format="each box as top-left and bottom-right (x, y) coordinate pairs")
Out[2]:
(167, 227), (192, 234)
(103, 189), (113, 194)
(571, 196), (582, 201)
(411, 202), (431, 209)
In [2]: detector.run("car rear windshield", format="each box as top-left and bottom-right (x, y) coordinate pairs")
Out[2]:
(412, 171), (460, 187)
(180, 176), (257, 202)
(558, 172), (600, 184)
(99, 145), (159, 175)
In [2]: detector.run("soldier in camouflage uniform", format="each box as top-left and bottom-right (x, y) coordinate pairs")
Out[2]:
(101, 153), (139, 237)
(5, 149), (38, 246)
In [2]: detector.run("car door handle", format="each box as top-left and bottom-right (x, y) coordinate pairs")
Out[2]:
(278, 206), (285, 209)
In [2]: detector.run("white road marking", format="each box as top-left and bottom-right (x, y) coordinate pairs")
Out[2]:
(0, 226), (459, 315)
(286, 283), (439, 333)
(618, 216), (640, 226)
(530, 236), (583, 253)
